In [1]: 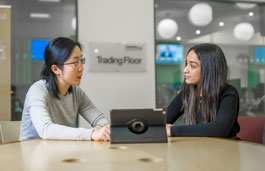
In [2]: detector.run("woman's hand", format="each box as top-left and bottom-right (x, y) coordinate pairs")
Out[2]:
(91, 125), (110, 141)
(166, 124), (172, 137)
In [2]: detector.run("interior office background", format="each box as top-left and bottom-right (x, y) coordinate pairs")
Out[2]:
(0, 0), (264, 125)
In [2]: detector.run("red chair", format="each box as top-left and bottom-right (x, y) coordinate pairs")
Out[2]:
(237, 115), (265, 144)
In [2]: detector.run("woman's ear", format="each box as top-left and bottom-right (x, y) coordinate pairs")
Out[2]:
(51, 65), (61, 75)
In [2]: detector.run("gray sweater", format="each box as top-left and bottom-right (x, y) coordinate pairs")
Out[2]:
(20, 80), (109, 141)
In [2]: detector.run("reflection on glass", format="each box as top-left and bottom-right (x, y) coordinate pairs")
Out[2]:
(155, 0), (265, 117)
(2, 0), (77, 121)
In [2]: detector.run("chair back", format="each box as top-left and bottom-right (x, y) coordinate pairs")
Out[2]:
(0, 121), (21, 143)
(237, 116), (265, 144)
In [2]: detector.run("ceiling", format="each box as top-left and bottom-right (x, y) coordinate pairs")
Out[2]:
(155, 0), (265, 44)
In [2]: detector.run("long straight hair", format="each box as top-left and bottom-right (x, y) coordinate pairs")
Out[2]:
(182, 43), (229, 125)
(41, 37), (81, 99)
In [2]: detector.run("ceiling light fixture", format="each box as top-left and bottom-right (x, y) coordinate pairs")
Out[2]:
(38, 0), (60, 2)
(157, 18), (178, 39)
(188, 3), (212, 27)
(0, 5), (11, 8)
(233, 22), (254, 41)
(249, 12), (254, 16)
(30, 13), (50, 19)
(236, 3), (256, 9)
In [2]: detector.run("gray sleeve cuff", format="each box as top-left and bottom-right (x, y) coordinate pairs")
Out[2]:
(77, 128), (94, 140)
(91, 114), (110, 127)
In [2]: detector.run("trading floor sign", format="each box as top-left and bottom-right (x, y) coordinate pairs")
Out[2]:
(88, 42), (146, 72)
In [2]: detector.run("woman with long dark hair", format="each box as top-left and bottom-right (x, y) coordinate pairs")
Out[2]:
(20, 37), (110, 141)
(166, 43), (240, 139)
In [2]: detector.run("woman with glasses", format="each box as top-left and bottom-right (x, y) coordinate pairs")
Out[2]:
(166, 43), (240, 140)
(20, 37), (110, 141)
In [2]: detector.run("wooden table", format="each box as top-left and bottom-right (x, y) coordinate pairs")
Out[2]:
(0, 137), (265, 171)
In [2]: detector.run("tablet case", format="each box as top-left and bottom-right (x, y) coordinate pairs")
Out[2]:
(110, 109), (168, 144)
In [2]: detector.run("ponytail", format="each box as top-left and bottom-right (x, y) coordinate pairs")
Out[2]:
(41, 64), (48, 80)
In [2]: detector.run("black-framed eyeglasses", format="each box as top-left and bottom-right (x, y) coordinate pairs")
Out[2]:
(63, 58), (86, 67)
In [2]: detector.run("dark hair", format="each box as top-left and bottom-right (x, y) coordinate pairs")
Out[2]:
(182, 43), (229, 125)
(41, 37), (81, 99)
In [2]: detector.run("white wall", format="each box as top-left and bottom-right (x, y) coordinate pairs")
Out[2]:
(78, 0), (155, 126)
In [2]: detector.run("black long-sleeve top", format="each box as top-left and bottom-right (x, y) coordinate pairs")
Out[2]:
(167, 84), (240, 138)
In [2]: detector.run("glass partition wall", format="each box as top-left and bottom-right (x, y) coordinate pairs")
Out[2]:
(155, 0), (265, 116)
(1, 0), (264, 120)
(0, 0), (77, 120)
